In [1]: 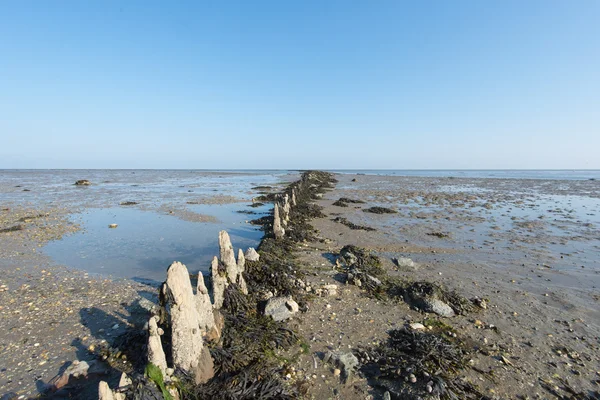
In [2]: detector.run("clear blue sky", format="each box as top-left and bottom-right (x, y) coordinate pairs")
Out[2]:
(1, 1), (598, 169)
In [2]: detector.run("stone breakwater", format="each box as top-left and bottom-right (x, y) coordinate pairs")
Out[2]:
(94, 171), (336, 399)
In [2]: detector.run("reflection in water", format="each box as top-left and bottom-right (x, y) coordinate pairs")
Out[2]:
(43, 203), (271, 281)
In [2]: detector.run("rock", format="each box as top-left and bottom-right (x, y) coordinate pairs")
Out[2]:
(211, 256), (227, 309)
(219, 231), (238, 282)
(165, 261), (214, 383)
(383, 392), (391, 400)
(114, 373), (131, 400)
(321, 284), (338, 296)
(147, 316), (167, 374)
(264, 296), (299, 321)
(98, 381), (114, 400)
(47, 360), (107, 391)
(324, 351), (359, 381)
(291, 189), (297, 206)
(245, 247), (260, 262)
(108, 224), (118, 229)
(472, 297), (488, 309)
(423, 298), (455, 317)
(392, 257), (417, 269)
(339, 249), (358, 266)
(236, 249), (248, 295)
(409, 323), (426, 331)
(195, 272), (217, 336)
(74, 180), (91, 186)
(273, 203), (285, 239)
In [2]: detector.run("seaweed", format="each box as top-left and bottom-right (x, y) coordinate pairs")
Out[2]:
(173, 171), (337, 398)
(363, 206), (397, 214)
(338, 245), (384, 277)
(120, 201), (139, 206)
(332, 216), (376, 231)
(358, 328), (488, 399)
(0, 225), (24, 233)
(336, 246), (475, 315)
(332, 197), (366, 207)
(17, 213), (48, 222)
(427, 232), (450, 238)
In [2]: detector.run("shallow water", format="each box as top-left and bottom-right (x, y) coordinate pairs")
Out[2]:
(329, 169), (600, 180)
(337, 174), (600, 290)
(0, 170), (297, 282)
(43, 203), (271, 283)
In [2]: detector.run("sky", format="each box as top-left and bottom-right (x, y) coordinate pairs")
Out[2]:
(0, 1), (599, 169)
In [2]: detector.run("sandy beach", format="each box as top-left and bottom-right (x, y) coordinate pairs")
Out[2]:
(0, 171), (599, 399)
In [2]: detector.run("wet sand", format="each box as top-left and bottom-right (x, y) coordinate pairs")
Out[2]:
(288, 173), (600, 398)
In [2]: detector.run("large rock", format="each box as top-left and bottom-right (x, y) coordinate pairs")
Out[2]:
(236, 249), (248, 295)
(245, 247), (260, 262)
(211, 256), (227, 309)
(264, 296), (299, 321)
(165, 261), (214, 383)
(423, 298), (455, 317)
(196, 272), (217, 335)
(273, 203), (285, 240)
(147, 316), (167, 375)
(219, 231), (238, 282)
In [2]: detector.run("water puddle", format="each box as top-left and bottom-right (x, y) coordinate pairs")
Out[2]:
(43, 203), (271, 283)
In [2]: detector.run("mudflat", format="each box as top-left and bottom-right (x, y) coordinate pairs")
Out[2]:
(289, 173), (600, 398)
(1, 171), (599, 398)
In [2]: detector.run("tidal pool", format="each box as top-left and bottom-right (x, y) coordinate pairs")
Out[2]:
(43, 203), (271, 283)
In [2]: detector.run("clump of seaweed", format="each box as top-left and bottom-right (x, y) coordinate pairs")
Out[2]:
(393, 281), (476, 316)
(332, 216), (376, 231)
(338, 245), (385, 276)
(254, 193), (279, 202)
(17, 213), (49, 222)
(120, 201), (139, 206)
(357, 328), (488, 399)
(363, 206), (397, 214)
(332, 197), (366, 207)
(0, 225), (24, 233)
(427, 232), (450, 238)
(336, 246), (475, 316)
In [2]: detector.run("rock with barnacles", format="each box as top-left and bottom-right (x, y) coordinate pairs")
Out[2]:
(245, 247), (260, 262)
(211, 256), (227, 310)
(219, 230), (238, 282)
(147, 316), (167, 375)
(273, 203), (285, 239)
(264, 296), (299, 321)
(291, 189), (297, 206)
(196, 272), (217, 335)
(165, 261), (214, 383)
(236, 249), (248, 294)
